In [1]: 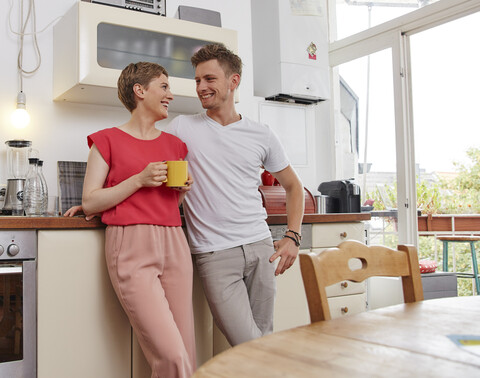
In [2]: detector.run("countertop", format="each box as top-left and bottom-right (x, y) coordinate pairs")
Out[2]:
(267, 212), (370, 225)
(0, 216), (105, 229)
(0, 213), (370, 230)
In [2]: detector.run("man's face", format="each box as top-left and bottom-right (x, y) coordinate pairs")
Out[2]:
(194, 59), (234, 111)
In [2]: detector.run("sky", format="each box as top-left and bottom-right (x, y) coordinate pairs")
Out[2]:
(335, 3), (480, 173)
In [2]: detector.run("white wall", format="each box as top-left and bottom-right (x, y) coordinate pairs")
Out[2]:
(0, 0), (327, 198)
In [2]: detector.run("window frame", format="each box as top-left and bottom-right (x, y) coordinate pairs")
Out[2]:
(327, 0), (480, 245)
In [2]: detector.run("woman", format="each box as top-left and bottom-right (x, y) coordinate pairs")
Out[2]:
(76, 62), (195, 377)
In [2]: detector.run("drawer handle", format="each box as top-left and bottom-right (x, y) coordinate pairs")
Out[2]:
(341, 306), (349, 314)
(340, 232), (347, 238)
(341, 282), (348, 288)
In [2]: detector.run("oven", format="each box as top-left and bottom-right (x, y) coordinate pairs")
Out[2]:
(0, 230), (36, 378)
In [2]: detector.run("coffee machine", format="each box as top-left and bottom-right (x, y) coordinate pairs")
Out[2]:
(317, 179), (361, 213)
(2, 140), (32, 215)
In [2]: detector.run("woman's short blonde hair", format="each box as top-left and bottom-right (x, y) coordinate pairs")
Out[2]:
(117, 62), (169, 112)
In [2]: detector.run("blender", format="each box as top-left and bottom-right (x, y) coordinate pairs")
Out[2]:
(2, 140), (32, 215)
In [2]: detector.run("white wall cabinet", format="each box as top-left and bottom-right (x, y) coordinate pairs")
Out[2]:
(53, 2), (237, 114)
(274, 221), (366, 331)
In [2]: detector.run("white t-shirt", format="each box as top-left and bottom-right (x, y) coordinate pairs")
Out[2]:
(167, 113), (289, 253)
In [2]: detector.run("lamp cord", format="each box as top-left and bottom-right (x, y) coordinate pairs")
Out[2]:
(8, 0), (61, 91)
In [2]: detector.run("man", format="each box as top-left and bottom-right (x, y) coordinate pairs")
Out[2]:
(167, 43), (305, 346)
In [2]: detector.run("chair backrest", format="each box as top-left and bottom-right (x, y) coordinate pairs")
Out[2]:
(299, 240), (424, 322)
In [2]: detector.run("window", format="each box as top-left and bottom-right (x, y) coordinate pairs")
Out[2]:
(328, 0), (480, 245)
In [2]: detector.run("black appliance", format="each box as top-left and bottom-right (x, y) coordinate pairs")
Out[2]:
(318, 180), (361, 213)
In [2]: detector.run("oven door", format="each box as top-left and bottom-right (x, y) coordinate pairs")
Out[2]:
(0, 260), (36, 378)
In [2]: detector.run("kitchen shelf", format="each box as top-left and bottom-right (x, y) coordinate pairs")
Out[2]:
(53, 2), (238, 114)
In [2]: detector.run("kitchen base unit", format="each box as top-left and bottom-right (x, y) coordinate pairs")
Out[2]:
(37, 229), (131, 378)
(37, 228), (219, 377)
(274, 221), (367, 332)
(35, 215), (369, 374)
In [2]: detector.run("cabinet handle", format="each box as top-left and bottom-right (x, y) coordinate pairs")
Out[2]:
(341, 306), (349, 314)
(341, 282), (348, 288)
(340, 232), (347, 238)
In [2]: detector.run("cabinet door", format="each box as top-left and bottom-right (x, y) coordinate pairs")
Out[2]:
(37, 230), (131, 378)
(274, 251), (311, 332)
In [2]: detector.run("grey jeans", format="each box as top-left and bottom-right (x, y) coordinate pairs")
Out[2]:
(194, 237), (276, 346)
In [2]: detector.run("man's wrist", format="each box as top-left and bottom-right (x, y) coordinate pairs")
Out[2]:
(282, 234), (300, 247)
(285, 229), (302, 246)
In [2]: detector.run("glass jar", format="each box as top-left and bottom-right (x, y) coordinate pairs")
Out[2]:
(5, 140), (32, 179)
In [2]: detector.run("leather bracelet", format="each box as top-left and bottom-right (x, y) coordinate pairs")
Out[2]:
(283, 234), (300, 247)
(286, 229), (302, 247)
(286, 229), (302, 240)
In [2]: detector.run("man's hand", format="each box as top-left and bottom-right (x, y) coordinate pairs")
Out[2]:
(270, 237), (299, 276)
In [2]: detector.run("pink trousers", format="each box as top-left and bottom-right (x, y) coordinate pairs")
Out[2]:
(105, 225), (196, 378)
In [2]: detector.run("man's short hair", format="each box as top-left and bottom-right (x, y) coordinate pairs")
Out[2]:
(191, 43), (242, 79)
(117, 62), (169, 112)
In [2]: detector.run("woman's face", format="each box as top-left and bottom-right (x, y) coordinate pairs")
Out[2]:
(141, 74), (173, 120)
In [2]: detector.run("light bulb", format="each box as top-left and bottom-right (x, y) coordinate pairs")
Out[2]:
(11, 91), (31, 129)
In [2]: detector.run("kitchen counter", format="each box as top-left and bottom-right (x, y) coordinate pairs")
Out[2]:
(0, 213), (370, 230)
(0, 216), (104, 229)
(267, 212), (370, 225)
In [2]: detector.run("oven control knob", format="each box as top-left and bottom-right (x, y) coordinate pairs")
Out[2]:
(7, 244), (20, 257)
(0, 245), (4, 256)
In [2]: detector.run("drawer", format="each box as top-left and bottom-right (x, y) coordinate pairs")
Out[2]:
(312, 222), (364, 247)
(328, 292), (366, 319)
(326, 280), (365, 297)
(308, 248), (366, 298)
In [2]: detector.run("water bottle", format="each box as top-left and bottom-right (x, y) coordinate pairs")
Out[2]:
(37, 160), (48, 215)
(24, 158), (43, 216)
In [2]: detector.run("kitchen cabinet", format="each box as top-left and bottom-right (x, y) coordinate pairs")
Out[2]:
(34, 218), (367, 374)
(251, 0), (329, 101)
(37, 229), (131, 378)
(37, 229), (214, 378)
(53, 2), (237, 114)
(274, 221), (366, 331)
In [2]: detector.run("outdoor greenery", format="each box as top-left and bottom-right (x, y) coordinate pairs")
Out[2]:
(367, 148), (480, 296)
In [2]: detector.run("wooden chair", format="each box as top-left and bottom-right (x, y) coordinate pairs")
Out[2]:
(299, 240), (424, 322)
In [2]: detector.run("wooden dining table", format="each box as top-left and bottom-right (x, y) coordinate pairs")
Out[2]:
(193, 296), (480, 377)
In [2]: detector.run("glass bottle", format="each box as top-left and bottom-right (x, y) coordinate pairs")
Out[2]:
(37, 160), (48, 215)
(24, 158), (43, 216)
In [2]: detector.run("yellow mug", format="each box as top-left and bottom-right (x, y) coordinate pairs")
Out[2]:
(164, 160), (188, 187)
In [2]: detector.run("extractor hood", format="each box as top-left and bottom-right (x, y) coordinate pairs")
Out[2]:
(251, 0), (330, 104)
